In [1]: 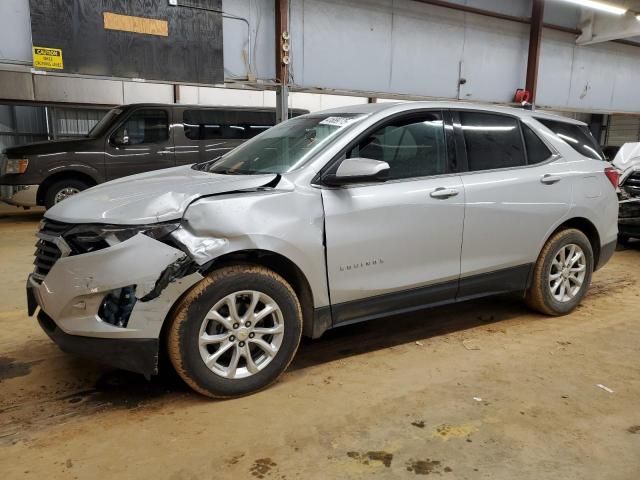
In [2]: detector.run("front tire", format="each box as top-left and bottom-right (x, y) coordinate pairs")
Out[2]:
(526, 228), (594, 315)
(167, 265), (303, 398)
(44, 178), (90, 209)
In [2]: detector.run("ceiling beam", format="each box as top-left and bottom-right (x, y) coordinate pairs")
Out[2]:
(577, 10), (640, 45)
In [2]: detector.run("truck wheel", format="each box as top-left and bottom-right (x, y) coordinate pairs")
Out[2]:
(44, 178), (90, 208)
(167, 265), (303, 398)
(618, 234), (631, 247)
(526, 228), (594, 316)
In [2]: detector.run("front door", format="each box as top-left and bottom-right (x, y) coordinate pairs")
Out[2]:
(321, 111), (465, 325)
(105, 107), (175, 180)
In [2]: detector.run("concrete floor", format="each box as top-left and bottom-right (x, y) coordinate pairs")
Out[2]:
(0, 210), (639, 479)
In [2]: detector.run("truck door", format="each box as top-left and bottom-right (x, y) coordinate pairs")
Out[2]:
(105, 107), (175, 180)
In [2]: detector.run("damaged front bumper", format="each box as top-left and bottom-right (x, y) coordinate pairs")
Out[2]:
(27, 233), (202, 376)
(618, 193), (640, 239)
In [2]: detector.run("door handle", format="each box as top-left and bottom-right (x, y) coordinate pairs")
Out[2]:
(430, 187), (459, 199)
(541, 174), (561, 185)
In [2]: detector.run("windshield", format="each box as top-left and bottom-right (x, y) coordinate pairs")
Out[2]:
(88, 108), (123, 138)
(198, 113), (367, 175)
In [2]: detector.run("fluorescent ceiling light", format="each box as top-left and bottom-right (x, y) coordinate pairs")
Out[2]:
(558, 0), (627, 15)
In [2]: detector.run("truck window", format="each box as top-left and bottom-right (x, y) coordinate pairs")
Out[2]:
(184, 110), (274, 141)
(112, 109), (168, 145)
(536, 118), (604, 160)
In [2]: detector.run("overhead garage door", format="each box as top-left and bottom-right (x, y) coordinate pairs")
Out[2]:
(606, 115), (640, 147)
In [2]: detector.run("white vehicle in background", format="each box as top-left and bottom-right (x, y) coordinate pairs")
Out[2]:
(611, 143), (640, 243)
(26, 102), (619, 398)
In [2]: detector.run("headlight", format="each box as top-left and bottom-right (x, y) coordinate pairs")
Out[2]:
(5, 158), (29, 174)
(65, 221), (181, 252)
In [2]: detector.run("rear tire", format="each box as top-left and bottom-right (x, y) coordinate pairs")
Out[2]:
(526, 228), (594, 316)
(44, 178), (90, 209)
(167, 265), (303, 398)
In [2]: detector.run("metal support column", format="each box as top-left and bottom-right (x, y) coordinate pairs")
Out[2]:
(525, 0), (545, 107)
(275, 0), (289, 123)
(276, 84), (289, 124)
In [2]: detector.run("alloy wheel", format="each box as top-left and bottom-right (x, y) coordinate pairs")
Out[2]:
(548, 243), (587, 303)
(198, 290), (285, 379)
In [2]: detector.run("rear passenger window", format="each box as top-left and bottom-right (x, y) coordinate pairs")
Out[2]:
(459, 112), (525, 171)
(183, 110), (274, 141)
(349, 112), (447, 180)
(522, 124), (552, 164)
(536, 118), (604, 160)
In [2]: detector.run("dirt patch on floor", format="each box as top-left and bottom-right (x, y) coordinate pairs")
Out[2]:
(0, 357), (34, 381)
(1, 217), (640, 479)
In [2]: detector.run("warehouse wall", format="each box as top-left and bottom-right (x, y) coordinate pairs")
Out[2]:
(287, 0), (640, 112)
(1, 0), (640, 114)
(0, 0), (31, 65)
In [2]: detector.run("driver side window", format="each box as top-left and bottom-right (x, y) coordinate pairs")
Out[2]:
(113, 109), (168, 146)
(348, 112), (447, 180)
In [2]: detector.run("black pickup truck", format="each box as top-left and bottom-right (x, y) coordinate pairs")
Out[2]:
(0, 103), (307, 208)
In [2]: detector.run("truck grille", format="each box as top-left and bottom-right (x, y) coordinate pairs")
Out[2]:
(624, 171), (640, 197)
(32, 220), (73, 283)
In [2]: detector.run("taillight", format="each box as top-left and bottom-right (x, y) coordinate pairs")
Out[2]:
(604, 167), (620, 189)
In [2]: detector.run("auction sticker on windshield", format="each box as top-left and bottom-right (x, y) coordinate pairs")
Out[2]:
(319, 116), (362, 128)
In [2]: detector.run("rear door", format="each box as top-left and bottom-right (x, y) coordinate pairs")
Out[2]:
(105, 107), (175, 180)
(321, 111), (466, 324)
(453, 110), (571, 298)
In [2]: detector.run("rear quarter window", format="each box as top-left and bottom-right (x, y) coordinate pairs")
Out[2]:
(536, 118), (604, 160)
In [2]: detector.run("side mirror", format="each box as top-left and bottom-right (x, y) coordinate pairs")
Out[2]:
(323, 158), (390, 186)
(112, 128), (129, 146)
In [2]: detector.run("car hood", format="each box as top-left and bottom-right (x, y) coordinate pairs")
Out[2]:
(612, 142), (640, 183)
(45, 165), (278, 225)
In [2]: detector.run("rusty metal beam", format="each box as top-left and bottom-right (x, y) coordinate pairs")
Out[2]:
(275, 0), (289, 123)
(275, 0), (289, 85)
(526, 0), (545, 105)
(412, 0), (531, 25)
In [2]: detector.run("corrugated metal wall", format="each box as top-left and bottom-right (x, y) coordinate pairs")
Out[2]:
(52, 107), (109, 137)
(606, 115), (640, 147)
(0, 105), (48, 151)
(288, 0), (640, 112)
(2, 0), (640, 114)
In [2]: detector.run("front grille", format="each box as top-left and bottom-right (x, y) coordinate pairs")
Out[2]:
(39, 219), (72, 237)
(33, 239), (62, 282)
(32, 220), (73, 284)
(624, 171), (640, 196)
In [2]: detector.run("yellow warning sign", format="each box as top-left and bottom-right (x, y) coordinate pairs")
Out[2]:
(32, 47), (64, 70)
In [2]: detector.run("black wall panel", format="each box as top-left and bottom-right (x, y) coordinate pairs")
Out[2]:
(29, 0), (223, 84)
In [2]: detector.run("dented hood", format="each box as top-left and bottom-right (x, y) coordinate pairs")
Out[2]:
(613, 142), (640, 183)
(45, 165), (278, 225)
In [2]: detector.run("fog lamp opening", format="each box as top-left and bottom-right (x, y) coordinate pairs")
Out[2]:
(98, 286), (137, 328)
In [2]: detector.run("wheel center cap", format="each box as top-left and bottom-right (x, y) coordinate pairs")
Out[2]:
(236, 327), (250, 342)
(562, 268), (569, 278)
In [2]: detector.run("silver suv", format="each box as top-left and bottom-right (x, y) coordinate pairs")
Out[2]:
(27, 102), (619, 398)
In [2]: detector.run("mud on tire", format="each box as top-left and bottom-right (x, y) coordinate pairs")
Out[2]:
(526, 228), (594, 316)
(166, 265), (303, 398)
